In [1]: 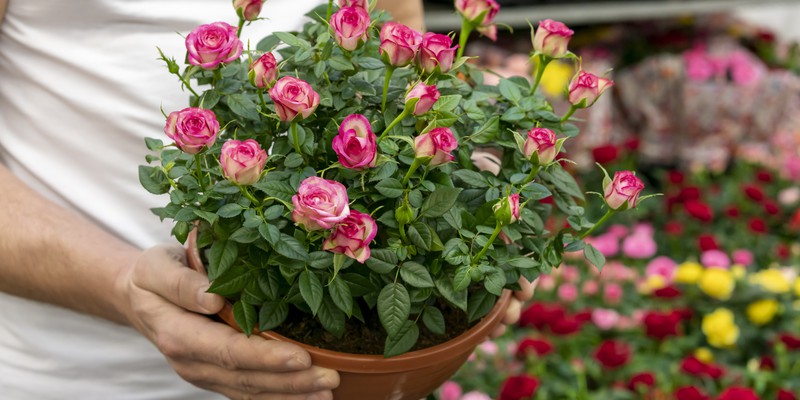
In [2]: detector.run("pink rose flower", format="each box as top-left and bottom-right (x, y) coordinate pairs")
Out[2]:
(603, 282), (623, 304)
(645, 256), (677, 283)
(332, 114), (377, 170)
(621, 233), (657, 259)
(414, 127), (457, 166)
(585, 232), (619, 257)
(418, 32), (458, 74)
(185, 22), (243, 69)
(732, 249), (754, 266)
(220, 139), (267, 186)
(322, 210), (378, 263)
(592, 308), (620, 330)
(557, 283), (578, 302)
(438, 381), (463, 400)
(269, 76), (320, 122)
(538, 274), (556, 291)
(558, 265), (580, 283)
(405, 82), (440, 116)
(233, 0), (265, 21)
(701, 249), (731, 269)
(523, 127), (557, 165)
(455, 0), (501, 41)
(568, 70), (614, 108)
(604, 170), (644, 210)
(606, 224), (628, 238)
(728, 50), (765, 86)
(330, 6), (370, 52)
(292, 176), (350, 231)
(164, 107), (220, 154)
(379, 22), (422, 67)
(249, 52), (278, 89)
(337, 0), (367, 9)
(532, 19), (574, 58)
(582, 280), (599, 296)
(478, 340), (499, 355)
(493, 193), (521, 225)
(461, 391), (492, 400)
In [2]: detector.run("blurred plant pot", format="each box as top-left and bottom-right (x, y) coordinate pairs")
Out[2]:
(186, 229), (511, 400)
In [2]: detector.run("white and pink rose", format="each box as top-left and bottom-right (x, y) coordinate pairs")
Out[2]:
(332, 114), (377, 170)
(323, 210), (378, 263)
(269, 76), (320, 122)
(164, 107), (220, 154)
(292, 176), (351, 231)
(414, 127), (458, 166)
(330, 6), (370, 52)
(220, 139), (267, 186)
(185, 22), (243, 69)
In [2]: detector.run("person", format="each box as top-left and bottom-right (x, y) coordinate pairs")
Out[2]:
(0, 0), (533, 399)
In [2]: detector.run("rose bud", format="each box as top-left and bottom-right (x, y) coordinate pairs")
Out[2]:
(233, 0), (265, 21)
(292, 176), (350, 231)
(220, 139), (268, 186)
(380, 22), (422, 67)
(604, 171), (645, 211)
(532, 19), (574, 59)
(405, 82), (440, 116)
(164, 107), (220, 154)
(268, 76), (320, 122)
(418, 32), (459, 74)
(493, 194), (521, 225)
(523, 127), (557, 165)
(337, 0), (368, 9)
(455, 0), (501, 41)
(330, 6), (370, 52)
(568, 70), (614, 108)
(248, 52), (278, 89)
(414, 127), (458, 167)
(185, 22), (243, 69)
(332, 114), (377, 170)
(323, 210), (378, 263)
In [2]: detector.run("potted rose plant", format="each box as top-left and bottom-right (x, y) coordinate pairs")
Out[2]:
(139, 0), (647, 398)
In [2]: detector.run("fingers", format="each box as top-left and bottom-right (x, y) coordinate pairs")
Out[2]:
(131, 244), (224, 314)
(502, 297), (522, 326)
(176, 362), (339, 396)
(514, 276), (537, 302)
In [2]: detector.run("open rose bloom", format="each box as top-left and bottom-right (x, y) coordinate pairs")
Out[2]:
(269, 76), (320, 121)
(164, 107), (219, 154)
(604, 171), (645, 210)
(185, 21), (243, 69)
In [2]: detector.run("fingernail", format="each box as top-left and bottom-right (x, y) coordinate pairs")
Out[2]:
(286, 354), (310, 369)
(196, 286), (214, 313)
(314, 375), (334, 390)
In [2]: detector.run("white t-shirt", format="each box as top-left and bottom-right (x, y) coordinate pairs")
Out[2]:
(0, 0), (322, 398)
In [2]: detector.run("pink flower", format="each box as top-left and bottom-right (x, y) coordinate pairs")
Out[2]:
(478, 340), (499, 355)
(337, 0), (367, 9)
(379, 22), (422, 67)
(332, 114), (377, 170)
(269, 76), (320, 122)
(164, 107), (220, 154)
(405, 82), (440, 116)
(732, 249), (754, 266)
(249, 52), (278, 89)
(418, 32), (458, 74)
(582, 280), (599, 296)
(558, 265), (580, 283)
(728, 50), (765, 86)
(438, 381), (462, 400)
(538, 274), (556, 291)
(323, 210), (378, 263)
(606, 224), (628, 238)
(701, 249), (731, 269)
(585, 232), (619, 257)
(330, 6), (370, 52)
(233, 0), (265, 21)
(604, 170), (644, 210)
(461, 391), (492, 400)
(645, 256), (677, 283)
(621, 233), (657, 259)
(220, 139), (267, 186)
(455, 0), (501, 41)
(632, 223), (654, 236)
(592, 308), (620, 330)
(493, 194), (520, 225)
(603, 282), (623, 304)
(414, 127), (457, 166)
(522, 127), (557, 165)
(568, 70), (614, 108)
(292, 176), (350, 231)
(557, 283), (578, 302)
(185, 22), (243, 69)
(684, 47), (715, 81)
(532, 19), (574, 58)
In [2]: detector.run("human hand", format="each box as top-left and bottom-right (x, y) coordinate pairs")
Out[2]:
(117, 244), (339, 399)
(491, 276), (537, 338)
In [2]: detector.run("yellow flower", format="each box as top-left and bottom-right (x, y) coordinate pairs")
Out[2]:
(746, 299), (780, 326)
(641, 275), (666, 294)
(698, 268), (735, 300)
(694, 347), (714, 363)
(794, 278), (800, 297)
(535, 60), (574, 98)
(675, 262), (703, 284)
(731, 264), (746, 280)
(749, 269), (790, 294)
(702, 308), (739, 348)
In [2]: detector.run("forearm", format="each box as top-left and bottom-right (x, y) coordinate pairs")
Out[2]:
(376, 0), (424, 32)
(0, 164), (140, 324)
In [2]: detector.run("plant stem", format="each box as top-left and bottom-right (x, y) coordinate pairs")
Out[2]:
(239, 185), (261, 207)
(193, 154), (205, 190)
(560, 104), (578, 124)
(379, 109), (409, 142)
(398, 222), (409, 244)
(579, 209), (616, 240)
(177, 72), (201, 100)
(521, 165), (541, 186)
(531, 55), (551, 94)
(456, 18), (473, 59)
(472, 223), (502, 265)
(381, 66), (395, 114)
(237, 18), (245, 37)
(291, 121), (303, 156)
(257, 91), (268, 114)
(326, 0), (334, 21)
(401, 158), (422, 186)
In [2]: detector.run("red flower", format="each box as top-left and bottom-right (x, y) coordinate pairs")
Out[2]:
(717, 387), (759, 400)
(539, 196), (554, 205)
(759, 356), (775, 371)
(743, 184), (765, 202)
(623, 137), (640, 151)
(499, 375), (539, 400)
(653, 285), (682, 299)
(574, 309), (593, 323)
(778, 389), (798, 400)
(755, 170), (773, 183)
(550, 315), (582, 336)
(643, 311), (681, 340)
(626, 372), (656, 393)
(665, 221), (684, 235)
(592, 144), (619, 165)
(680, 356), (724, 379)
(593, 340), (630, 369)
(516, 338), (554, 358)
(667, 170), (685, 185)
(519, 302), (564, 330)
(674, 386), (710, 400)
(678, 186), (701, 201)
(790, 209), (800, 230)
(748, 218), (767, 234)
(778, 333), (800, 350)
(763, 201), (780, 216)
(698, 234), (719, 251)
(684, 200), (713, 222)
(725, 205), (740, 218)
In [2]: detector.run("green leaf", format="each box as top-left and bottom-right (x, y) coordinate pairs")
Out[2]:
(207, 239), (238, 281)
(274, 234), (309, 261)
(500, 107), (526, 122)
(467, 291), (497, 322)
(343, 273), (377, 297)
(213, 180), (242, 195)
(258, 300), (288, 331)
(262, 205), (284, 220)
(328, 55), (354, 71)
(434, 276), (467, 311)
(453, 264), (472, 292)
(138, 165), (170, 195)
(353, 57), (384, 70)
(199, 89), (221, 109)
(584, 243), (607, 271)
(422, 306), (446, 335)
(484, 267), (506, 296)
(208, 265), (252, 296)
(375, 178), (405, 198)
(521, 182), (552, 201)
(365, 249), (398, 273)
(399, 261), (435, 288)
(451, 170), (490, 188)
(225, 93), (261, 121)
(432, 95), (462, 113)
(274, 31), (312, 49)
(384, 320), (419, 358)
(217, 203), (244, 218)
(284, 153), (304, 169)
(369, 160), (398, 182)
(229, 227), (260, 243)
(257, 269), (281, 300)
(299, 270), (323, 315)
(328, 276), (354, 317)
(258, 223), (280, 245)
(443, 208), (463, 230)
(318, 296), (346, 338)
(253, 181), (296, 202)
(506, 256), (540, 269)
(468, 116), (500, 143)
(307, 251), (334, 269)
(144, 137), (163, 151)
(407, 223), (431, 252)
(499, 79), (522, 103)
(232, 300), (257, 336)
(421, 187), (462, 218)
(378, 283), (410, 337)
(172, 221), (191, 244)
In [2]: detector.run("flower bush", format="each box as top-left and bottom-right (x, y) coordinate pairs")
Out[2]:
(139, 0), (639, 357)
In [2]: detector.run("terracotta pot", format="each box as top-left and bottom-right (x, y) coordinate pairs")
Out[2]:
(186, 229), (511, 400)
